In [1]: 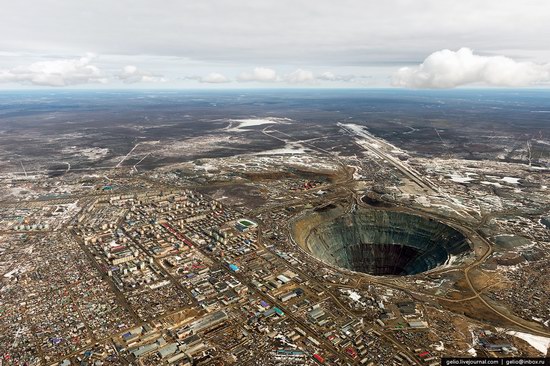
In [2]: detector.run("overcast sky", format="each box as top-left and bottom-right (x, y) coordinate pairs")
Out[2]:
(1, 0), (549, 88)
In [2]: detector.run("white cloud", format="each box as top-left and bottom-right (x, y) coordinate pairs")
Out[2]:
(238, 67), (316, 83)
(317, 71), (367, 82)
(285, 69), (315, 83)
(393, 48), (550, 88)
(200, 72), (230, 83)
(318, 71), (338, 81)
(1, 1), (550, 88)
(0, 54), (107, 86)
(237, 67), (279, 82)
(117, 65), (166, 84)
(237, 68), (366, 85)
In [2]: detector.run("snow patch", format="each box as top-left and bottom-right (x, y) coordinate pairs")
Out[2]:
(481, 181), (503, 188)
(225, 117), (291, 132)
(254, 141), (307, 155)
(449, 174), (474, 183)
(507, 331), (550, 355)
(501, 176), (520, 184)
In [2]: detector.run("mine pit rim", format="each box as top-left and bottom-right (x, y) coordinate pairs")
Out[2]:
(287, 204), (476, 278)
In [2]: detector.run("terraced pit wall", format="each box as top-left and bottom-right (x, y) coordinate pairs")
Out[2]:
(291, 205), (471, 276)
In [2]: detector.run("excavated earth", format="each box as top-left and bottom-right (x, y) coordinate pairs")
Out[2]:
(292, 204), (471, 276)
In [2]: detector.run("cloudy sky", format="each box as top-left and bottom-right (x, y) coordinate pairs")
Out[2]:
(1, 0), (549, 89)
